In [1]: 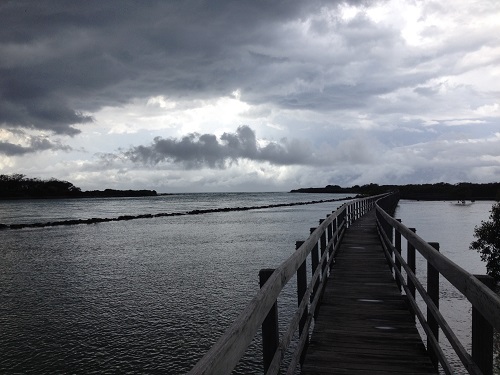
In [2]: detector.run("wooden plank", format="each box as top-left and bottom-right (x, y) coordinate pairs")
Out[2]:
(301, 210), (437, 375)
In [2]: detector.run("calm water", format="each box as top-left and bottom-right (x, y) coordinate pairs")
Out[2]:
(395, 199), (498, 374)
(0, 195), (496, 374)
(0, 193), (349, 374)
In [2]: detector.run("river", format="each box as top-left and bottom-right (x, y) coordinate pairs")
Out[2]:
(0, 194), (497, 374)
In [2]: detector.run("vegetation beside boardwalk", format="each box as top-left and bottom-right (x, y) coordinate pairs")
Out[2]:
(470, 201), (500, 282)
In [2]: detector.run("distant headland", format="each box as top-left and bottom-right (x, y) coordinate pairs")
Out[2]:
(290, 182), (500, 201)
(0, 174), (157, 199)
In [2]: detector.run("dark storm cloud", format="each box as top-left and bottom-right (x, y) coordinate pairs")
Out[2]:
(0, 135), (71, 156)
(0, 0), (371, 135)
(124, 125), (315, 168)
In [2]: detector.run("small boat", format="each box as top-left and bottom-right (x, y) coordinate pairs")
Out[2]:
(454, 200), (473, 206)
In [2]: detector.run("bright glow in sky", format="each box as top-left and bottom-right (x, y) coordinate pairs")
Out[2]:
(1, 0), (499, 192)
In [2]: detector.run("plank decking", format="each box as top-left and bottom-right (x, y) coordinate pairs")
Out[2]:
(300, 210), (437, 374)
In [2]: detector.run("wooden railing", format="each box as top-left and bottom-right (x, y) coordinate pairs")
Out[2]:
(189, 193), (388, 375)
(376, 194), (500, 375)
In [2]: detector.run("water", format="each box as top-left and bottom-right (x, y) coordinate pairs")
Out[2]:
(394, 199), (498, 374)
(0, 195), (496, 374)
(0, 193), (350, 374)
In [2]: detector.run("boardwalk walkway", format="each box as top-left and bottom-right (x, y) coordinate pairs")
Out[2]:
(301, 210), (437, 374)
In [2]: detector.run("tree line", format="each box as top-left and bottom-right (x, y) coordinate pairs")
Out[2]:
(291, 182), (500, 201)
(0, 174), (157, 199)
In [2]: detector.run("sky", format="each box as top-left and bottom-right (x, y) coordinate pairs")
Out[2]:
(1, 0), (499, 193)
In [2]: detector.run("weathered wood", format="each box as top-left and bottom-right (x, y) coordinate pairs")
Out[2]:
(395, 219), (402, 291)
(376, 205), (500, 332)
(188, 194), (388, 374)
(296, 240), (308, 365)
(310, 228), (320, 307)
(378, 229), (464, 374)
(407, 228), (416, 321)
(301, 211), (437, 375)
(427, 242), (440, 369)
(376, 198), (491, 374)
(259, 269), (279, 374)
(188, 196), (371, 374)
(472, 274), (495, 375)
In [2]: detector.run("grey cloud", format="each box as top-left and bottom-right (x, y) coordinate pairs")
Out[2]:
(124, 125), (316, 168)
(0, 0), (378, 135)
(0, 135), (72, 156)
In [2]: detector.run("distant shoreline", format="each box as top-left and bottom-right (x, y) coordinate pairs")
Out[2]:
(0, 174), (158, 200)
(0, 189), (158, 200)
(290, 182), (500, 201)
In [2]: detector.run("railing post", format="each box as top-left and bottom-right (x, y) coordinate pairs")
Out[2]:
(259, 269), (279, 374)
(385, 219), (393, 243)
(310, 228), (320, 311)
(330, 215), (338, 267)
(395, 219), (402, 291)
(334, 213), (339, 246)
(319, 218), (327, 273)
(327, 214), (333, 254)
(472, 274), (495, 375)
(381, 213), (393, 260)
(346, 204), (350, 227)
(296, 241), (308, 365)
(427, 242), (440, 369)
(319, 219), (328, 304)
(407, 228), (416, 321)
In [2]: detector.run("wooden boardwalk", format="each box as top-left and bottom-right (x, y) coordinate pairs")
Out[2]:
(301, 210), (437, 374)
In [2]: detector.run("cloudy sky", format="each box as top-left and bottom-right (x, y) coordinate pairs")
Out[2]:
(1, 0), (499, 192)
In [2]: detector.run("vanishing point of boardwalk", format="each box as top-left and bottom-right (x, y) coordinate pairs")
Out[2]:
(190, 193), (500, 375)
(301, 210), (436, 374)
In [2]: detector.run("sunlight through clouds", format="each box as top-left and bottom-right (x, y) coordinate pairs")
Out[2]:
(1, 0), (499, 191)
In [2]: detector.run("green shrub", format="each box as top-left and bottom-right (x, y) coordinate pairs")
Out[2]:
(470, 202), (500, 281)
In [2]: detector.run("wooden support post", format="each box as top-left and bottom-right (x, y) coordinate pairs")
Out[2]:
(407, 228), (416, 321)
(319, 219), (328, 314)
(385, 219), (393, 243)
(472, 274), (495, 375)
(334, 215), (339, 248)
(319, 219), (327, 275)
(327, 214), (333, 256)
(346, 205), (350, 227)
(395, 219), (402, 291)
(427, 242), (440, 369)
(259, 268), (279, 374)
(330, 216), (338, 269)
(329, 216), (333, 245)
(296, 241), (308, 365)
(310, 228), (319, 306)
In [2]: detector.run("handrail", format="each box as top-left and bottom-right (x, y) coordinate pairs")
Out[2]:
(375, 194), (500, 375)
(189, 193), (389, 374)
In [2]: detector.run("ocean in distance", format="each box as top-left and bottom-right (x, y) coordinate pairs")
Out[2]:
(0, 193), (496, 374)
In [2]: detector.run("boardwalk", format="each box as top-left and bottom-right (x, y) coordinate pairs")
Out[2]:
(190, 193), (500, 375)
(301, 210), (437, 374)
